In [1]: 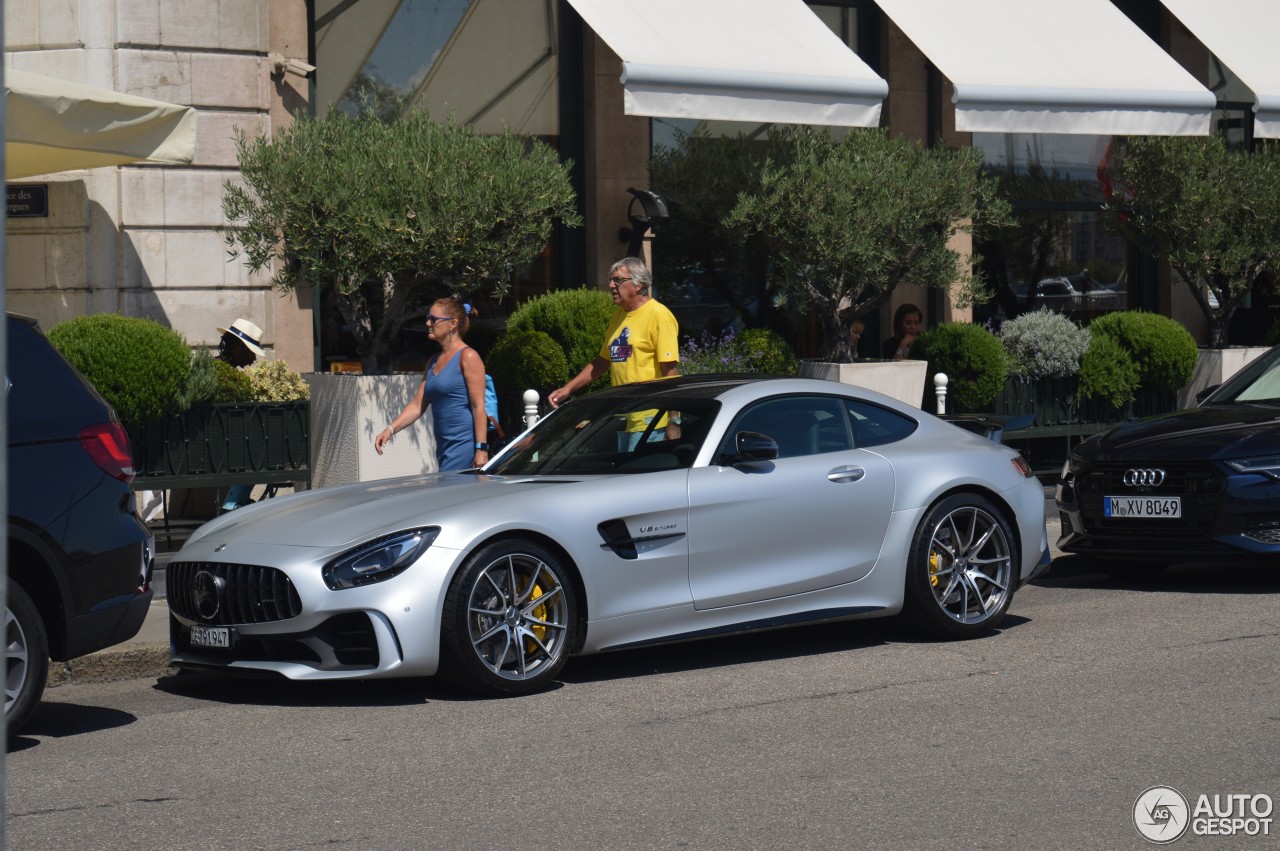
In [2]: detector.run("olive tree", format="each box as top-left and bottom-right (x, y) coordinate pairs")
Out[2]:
(221, 107), (581, 372)
(1105, 135), (1280, 348)
(719, 126), (1009, 362)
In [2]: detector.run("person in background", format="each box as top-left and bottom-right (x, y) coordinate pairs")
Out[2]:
(216, 318), (267, 510)
(374, 296), (490, 471)
(882, 303), (924, 361)
(547, 257), (680, 449)
(849, 318), (866, 360)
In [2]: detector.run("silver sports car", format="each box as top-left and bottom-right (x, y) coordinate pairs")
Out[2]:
(168, 375), (1048, 695)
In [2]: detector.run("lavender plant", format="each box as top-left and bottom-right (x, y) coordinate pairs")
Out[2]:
(999, 308), (1090, 380)
(679, 327), (796, 375)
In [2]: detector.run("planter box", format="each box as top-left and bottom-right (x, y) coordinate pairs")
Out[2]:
(130, 402), (310, 489)
(306, 373), (438, 489)
(798, 359), (929, 408)
(982, 376), (1177, 428)
(1178, 346), (1272, 408)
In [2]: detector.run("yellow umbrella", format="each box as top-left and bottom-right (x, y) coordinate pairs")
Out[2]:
(4, 69), (197, 179)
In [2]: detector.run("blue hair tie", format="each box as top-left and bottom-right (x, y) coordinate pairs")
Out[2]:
(463, 303), (471, 315)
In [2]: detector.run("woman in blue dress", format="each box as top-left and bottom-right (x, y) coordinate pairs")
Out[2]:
(374, 297), (491, 471)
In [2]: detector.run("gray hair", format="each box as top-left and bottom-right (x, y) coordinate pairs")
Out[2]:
(611, 257), (652, 296)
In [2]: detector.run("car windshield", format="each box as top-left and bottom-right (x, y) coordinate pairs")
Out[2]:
(487, 394), (721, 476)
(1206, 346), (1280, 405)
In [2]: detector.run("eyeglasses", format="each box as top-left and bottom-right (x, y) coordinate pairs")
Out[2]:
(609, 275), (635, 286)
(425, 314), (455, 325)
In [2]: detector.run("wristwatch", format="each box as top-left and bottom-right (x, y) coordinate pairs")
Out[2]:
(474, 442), (489, 451)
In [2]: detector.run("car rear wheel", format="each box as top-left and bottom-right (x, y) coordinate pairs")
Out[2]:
(904, 494), (1016, 639)
(440, 540), (576, 695)
(6, 582), (49, 735)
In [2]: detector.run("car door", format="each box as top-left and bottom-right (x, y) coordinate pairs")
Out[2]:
(686, 393), (896, 610)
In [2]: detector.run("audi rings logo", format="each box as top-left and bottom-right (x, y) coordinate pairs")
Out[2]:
(1123, 468), (1167, 488)
(192, 570), (224, 621)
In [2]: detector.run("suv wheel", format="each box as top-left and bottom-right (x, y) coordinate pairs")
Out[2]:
(6, 583), (49, 735)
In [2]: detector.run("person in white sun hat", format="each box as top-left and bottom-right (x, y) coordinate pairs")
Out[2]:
(216, 317), (266, 367)
(216, 317), (266, 510)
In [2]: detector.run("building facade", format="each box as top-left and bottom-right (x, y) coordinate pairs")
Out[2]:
(6, 1), (1274, 369)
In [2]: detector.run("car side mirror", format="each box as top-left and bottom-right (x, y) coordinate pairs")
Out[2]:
(734, 431), (778, 462)
(1195, 385), (1220, 405)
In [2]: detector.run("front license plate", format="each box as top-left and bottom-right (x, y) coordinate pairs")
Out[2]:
(1104, 496), (1181, 518)
(189, 624), (232, 648)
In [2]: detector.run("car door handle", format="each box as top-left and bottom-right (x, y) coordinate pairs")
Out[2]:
(827, 465), (865, 483)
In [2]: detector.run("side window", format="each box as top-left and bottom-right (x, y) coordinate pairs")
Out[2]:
(843, 398), (918, 448)
(722, 395), (851, 459)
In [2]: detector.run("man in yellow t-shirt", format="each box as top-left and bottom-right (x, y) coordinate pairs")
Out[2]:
(548, 257), (680, 447)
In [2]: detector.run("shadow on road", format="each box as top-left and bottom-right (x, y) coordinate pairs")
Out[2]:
(1036, 554), (1280, 594)
(7, 702), (138, 752)
(146, 612), (1034, 708)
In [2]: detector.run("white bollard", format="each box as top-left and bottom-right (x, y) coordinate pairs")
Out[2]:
(934, 372), (948, 415)
(523, 389), (541, 429)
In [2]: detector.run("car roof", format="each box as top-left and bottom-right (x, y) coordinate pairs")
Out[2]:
(589, 373), (790, 401)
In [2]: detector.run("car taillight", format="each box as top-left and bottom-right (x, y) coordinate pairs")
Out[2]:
(79, 422), (137, 483)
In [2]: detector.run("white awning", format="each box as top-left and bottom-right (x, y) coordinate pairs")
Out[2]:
(1161, 0), (1280, 138)
(566, 0), (887, 128)
(5, 69), (197, 179)
(875, 0), (1216, 136)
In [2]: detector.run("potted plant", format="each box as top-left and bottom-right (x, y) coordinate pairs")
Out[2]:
(221, 103), (581, 484)
(221, 104), (581, 375)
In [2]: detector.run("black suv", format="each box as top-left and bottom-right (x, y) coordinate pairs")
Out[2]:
(6, 313), (154, 734)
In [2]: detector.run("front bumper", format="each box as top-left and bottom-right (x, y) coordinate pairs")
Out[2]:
(1056, 461), (1280, 561)
(167, 540), (464, 680)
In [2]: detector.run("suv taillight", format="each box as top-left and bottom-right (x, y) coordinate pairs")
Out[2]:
(79, 422), (137, 483)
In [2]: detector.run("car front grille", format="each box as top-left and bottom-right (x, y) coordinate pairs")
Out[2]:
(168, 561), (303, 625)
(1073, 461), (1225, 541)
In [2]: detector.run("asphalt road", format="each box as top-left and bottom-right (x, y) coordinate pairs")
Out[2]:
(7, 555), (1278, 850)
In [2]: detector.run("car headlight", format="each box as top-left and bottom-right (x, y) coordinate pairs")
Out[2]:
(322, 527), (440, 590)
(1226, 457), (1280, 480)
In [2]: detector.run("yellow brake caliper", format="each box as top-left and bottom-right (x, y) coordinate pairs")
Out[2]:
(519, 580), (549, 652)
(929, 549), (943, 587)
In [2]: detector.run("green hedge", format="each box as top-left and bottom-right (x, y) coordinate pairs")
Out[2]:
(48, 314), (191, 428)
(487, 329), (568, 397)
(505, 288), (614, 392)
(1087, 311), (1197, 394)
(913, 322), (1009, 411)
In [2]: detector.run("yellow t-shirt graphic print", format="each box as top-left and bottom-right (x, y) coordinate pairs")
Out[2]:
(598, 299), (680, 434)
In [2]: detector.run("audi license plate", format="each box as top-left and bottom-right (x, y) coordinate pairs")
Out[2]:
(1104, 496), (1181, 518)
(189, 624), (232, 648)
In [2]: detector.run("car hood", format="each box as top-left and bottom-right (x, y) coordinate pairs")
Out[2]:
(1080, 404), (1280, 462)
(185, 472), (584, 550)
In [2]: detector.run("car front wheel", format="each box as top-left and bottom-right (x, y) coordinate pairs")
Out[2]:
(6, 582), (49, 735)
(440, 540), (576, 695)
(904, 494), (1016, 639)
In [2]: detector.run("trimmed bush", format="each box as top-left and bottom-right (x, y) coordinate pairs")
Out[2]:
(182, 348), (220, 409)
(505, 288), (614, 391)
(913, 322), (1009, 411)
(1264, 317), (1280, 347)
(245, 359), (311, 402)
(48, 314), (191, 428)
(733, 328), (797, 374)
(999, 309), (1090, 380)
(1078, 333), (1140, 408)
(211, 359), (254, 403)
(1088, 311), (1197, 394)
(487, 329), (568, 397)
